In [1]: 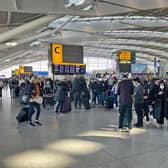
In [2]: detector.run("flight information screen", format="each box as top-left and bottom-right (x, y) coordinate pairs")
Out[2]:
(52, 64), (86, 74)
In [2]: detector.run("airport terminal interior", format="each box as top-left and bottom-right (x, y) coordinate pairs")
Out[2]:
(1, 0), (168, 167)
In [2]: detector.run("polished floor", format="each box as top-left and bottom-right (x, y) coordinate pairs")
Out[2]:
(0, 88), (168, 168)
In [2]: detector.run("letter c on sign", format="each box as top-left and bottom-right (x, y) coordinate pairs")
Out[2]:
(55, 47), (60, 53)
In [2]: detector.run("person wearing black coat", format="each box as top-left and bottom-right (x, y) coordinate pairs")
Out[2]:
(152, 80), (167, 127)
(55, 80), (67, 114)
(72, 75), (83, 109)
(133, 77), (144, 128)
(143, 80), (150, 122)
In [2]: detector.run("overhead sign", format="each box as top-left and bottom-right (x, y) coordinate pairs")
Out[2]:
(118, 50), (131, 61)
(33, 71), (48, 76)
(24, 66), (33, 73)
(51, 44), (63, 64)
(50, 43), (85, 74)
(119, 63), (131, 73)
(53, 64), (86, 75)
(15, 69), (19, 75)
(19, 66), (24, 74)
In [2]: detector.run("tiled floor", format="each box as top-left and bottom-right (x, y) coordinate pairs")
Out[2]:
(0, 88), (168, 168)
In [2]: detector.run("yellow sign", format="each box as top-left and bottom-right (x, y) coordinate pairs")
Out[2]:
(118, 50), (131, 61)
(19, 66), (24, 74)
(52, 44), (63, 64)
(15, 69), (19, 75)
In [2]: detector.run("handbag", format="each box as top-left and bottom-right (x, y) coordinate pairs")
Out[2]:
(30, 96), (43, 104)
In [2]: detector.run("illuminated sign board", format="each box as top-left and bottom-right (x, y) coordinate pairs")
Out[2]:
(118, 50), (132, 62)
(51, 44), (63, 64)
(19, 66), (24, 74)
(15, 69), (19, 75)
(50, 44), (85, 74)
(53, 64), (86, 74)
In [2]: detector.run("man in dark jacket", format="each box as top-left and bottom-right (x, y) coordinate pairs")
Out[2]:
(117, 74), (134, 131)
(133, 77), (144, 127)
(55, 80), (67, 114)
(72, 75), (83, 109)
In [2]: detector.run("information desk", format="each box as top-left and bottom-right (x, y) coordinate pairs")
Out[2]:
(53, 64), (86, 74)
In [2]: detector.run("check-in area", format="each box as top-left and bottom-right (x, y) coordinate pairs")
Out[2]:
(0, 1), (168, 168)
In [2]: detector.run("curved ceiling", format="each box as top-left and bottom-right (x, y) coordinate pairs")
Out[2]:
(0, 0), (168, 70)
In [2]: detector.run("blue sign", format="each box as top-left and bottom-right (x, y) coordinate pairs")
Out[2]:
(33, 71), (48, 76)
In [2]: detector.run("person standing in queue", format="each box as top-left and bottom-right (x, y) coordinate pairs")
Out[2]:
(28, 76), (42, 127)
(55, 79), (67, 115)
(72, 75), (83, 109)
(133, 77), (144, 128)
(0, 79), (3, 98)
(117, 73), (134, 132)
(152, 80), (167, 128)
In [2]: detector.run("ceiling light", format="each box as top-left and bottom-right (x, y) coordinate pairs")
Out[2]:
(6, 42), (17, 47)
(30, 41), (41, 47)
(64, 0), (96, 11)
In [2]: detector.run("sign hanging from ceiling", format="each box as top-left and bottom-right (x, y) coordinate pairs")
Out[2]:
(50, 44), (86, 74)
(15, 69), (19, 75)
(19, 66), (24, 74)
(118, 50), (132, 62)
(51, 44), (63, 64)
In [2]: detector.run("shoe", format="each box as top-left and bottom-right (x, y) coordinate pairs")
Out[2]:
(134, 123), (143, 128)
(118, 128), (123, 132)
(28, 122), (35, 127)
(34, 121), (42, 126)
(134, 123), (139, 127)
(124, 127), (130, 132)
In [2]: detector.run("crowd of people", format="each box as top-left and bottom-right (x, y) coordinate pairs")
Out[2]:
(0, 73), (168, 131)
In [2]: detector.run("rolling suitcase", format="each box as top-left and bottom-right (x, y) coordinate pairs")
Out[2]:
(16, 107), (29, 124)
(105, 96), (113, 109)
(15, 87), (20, 97)
(82, 95), (91, 110)
(62, 97), (71, 113)
(43, 94), (54, 109)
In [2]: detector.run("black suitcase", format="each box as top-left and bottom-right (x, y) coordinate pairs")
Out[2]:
(43, 95), (54, 108)
(62, 97), (72, 113)
(82, 95), (91, 110)
(15, 87), (20, 97)
(105, 96), (113, 109)
(16, 107), (29, 124)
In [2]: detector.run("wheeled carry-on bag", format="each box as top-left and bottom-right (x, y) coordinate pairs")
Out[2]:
(105, 96), (113, 109)
(105, 90), (114, 109)
(82, 96), (91, 110)
(62, 97), (71, 113)
(16, 107), (30, 124)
